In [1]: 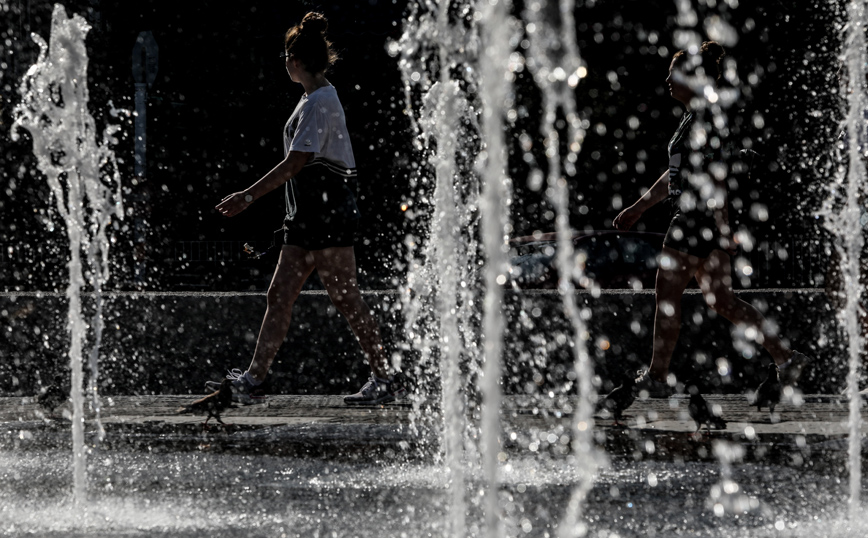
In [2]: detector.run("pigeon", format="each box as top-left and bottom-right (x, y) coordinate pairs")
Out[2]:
(177, 378), (235, 427)
(688, 391), (727, 433)
(597, 374), (636, 425)
(37, 375), (68, 413)
(755, 363), (782, 417)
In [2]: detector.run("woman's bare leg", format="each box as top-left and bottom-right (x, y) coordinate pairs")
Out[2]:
(695, 249), (791, 365)
(313, 246), (390, 379)
(246, 245), (315, 382)
(648, 246), (703, 382)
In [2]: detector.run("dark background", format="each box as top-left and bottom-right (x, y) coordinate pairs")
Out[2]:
(0, 1), (855, 397)
(0, 0), (844, 292)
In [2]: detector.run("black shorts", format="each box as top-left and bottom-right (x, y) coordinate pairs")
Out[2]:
(283, 218), (358, 250)
(663, 209), (723, 259)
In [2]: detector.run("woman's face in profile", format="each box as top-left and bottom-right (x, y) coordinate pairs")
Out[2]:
(286, 52), (301, 81)
(666, 58), (694, 105)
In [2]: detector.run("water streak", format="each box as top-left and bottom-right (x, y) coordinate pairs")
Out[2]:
(393, 3), (484, 532)
(840, 0), (867, 517)
(819, 0), (867, 519)
(427, 7), (471, 532)
(477, 1), (513, 536)
(11, 4), (123, 504)
(522, 2), (600, 535)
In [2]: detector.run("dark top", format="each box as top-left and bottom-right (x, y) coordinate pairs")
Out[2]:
(663, 108), (726, 258)
(667, 109), (721, 213)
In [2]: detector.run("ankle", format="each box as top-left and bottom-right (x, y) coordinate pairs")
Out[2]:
(242, 371), (263, 386)
(648, 369), (669, 383)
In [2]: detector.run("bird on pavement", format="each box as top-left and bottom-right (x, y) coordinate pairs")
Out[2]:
(688, 391), (727, 433)
(177, 378), (235, 427)
(597, 373), (636, 425)
(755, 363), (782, 418)
(37, 375), (68, 413)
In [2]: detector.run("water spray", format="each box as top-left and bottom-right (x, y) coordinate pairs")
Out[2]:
(11, 4), (123, 504)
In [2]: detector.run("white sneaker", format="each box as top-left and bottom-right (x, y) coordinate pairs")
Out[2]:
(344, 374), (410, 405)
(204, 369), (267, 405)
(633, 369), (674, 399)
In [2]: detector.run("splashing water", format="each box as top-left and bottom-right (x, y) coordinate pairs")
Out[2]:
(395, 1), (599, 535)
(709, 440), (759, 517)
(476, 1), (512, 536)
(522, 2), (600, 536)
(838, 0), (867, 518)
(394, 2), (486, 534)
(818, 0), (868, 518)
(11, 4), (123, 504)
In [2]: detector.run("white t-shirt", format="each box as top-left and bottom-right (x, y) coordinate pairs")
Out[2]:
(283, 85), (355, 169)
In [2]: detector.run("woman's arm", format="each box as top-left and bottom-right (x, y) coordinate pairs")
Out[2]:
(215, 150), (313, 217)
(613, 170), (670, 231)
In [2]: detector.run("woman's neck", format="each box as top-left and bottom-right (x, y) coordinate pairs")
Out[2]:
(300, 72), (330, 96)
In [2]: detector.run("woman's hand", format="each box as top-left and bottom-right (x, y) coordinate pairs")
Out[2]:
(613, 205), (642, 231)
(215, 192), (252, 218)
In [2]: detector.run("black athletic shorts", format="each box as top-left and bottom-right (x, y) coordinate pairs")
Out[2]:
(283, 218), (358, 250)
(663, 209), (723, 259)
(282, 158), (361, 251)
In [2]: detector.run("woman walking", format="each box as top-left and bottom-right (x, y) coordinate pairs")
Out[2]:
(612, 41), (810, 398)
(212, 12), (406, 405)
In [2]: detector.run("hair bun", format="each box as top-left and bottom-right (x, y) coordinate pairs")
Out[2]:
(701, 40), (725, 61)
(301, 12), (328, 34)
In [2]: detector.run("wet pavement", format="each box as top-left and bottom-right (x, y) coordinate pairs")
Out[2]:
(3, 393), (868, 538)
(2, 393), (865, 467)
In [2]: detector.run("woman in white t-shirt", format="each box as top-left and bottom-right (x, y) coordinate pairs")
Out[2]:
(214, 12), (407, 405)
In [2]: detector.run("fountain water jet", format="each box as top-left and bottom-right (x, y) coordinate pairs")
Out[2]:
(819, 0), (868, 519)
(11, 4), (123, 504)
(477, 0), (513, 534)
(522, 2), (601, 536)
(394, 3), (485, 533)
(839, 0), (867, 517)
(395, 0), (603, 535)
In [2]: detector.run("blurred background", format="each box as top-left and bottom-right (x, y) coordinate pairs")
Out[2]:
(0, 0), (843, 292)
(0, 1), (853, 397)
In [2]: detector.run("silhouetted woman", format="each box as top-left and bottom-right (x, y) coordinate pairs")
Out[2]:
(213, 12), (406, 405)
(613, 41), (810, 397)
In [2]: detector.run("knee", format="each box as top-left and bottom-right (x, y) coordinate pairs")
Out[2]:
(704, 291), (735, 315)
(329, 289), (366, 316)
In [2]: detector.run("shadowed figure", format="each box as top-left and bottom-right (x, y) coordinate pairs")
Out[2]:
(688, 391), (727, 433)
(37, 375), (68, 413)
(612, 40), (811, 399)
(597, 373), (636, 425)
(754, 363), (782, 418)
(178, 379), (235, 427)
(211, 12), (406, 407)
